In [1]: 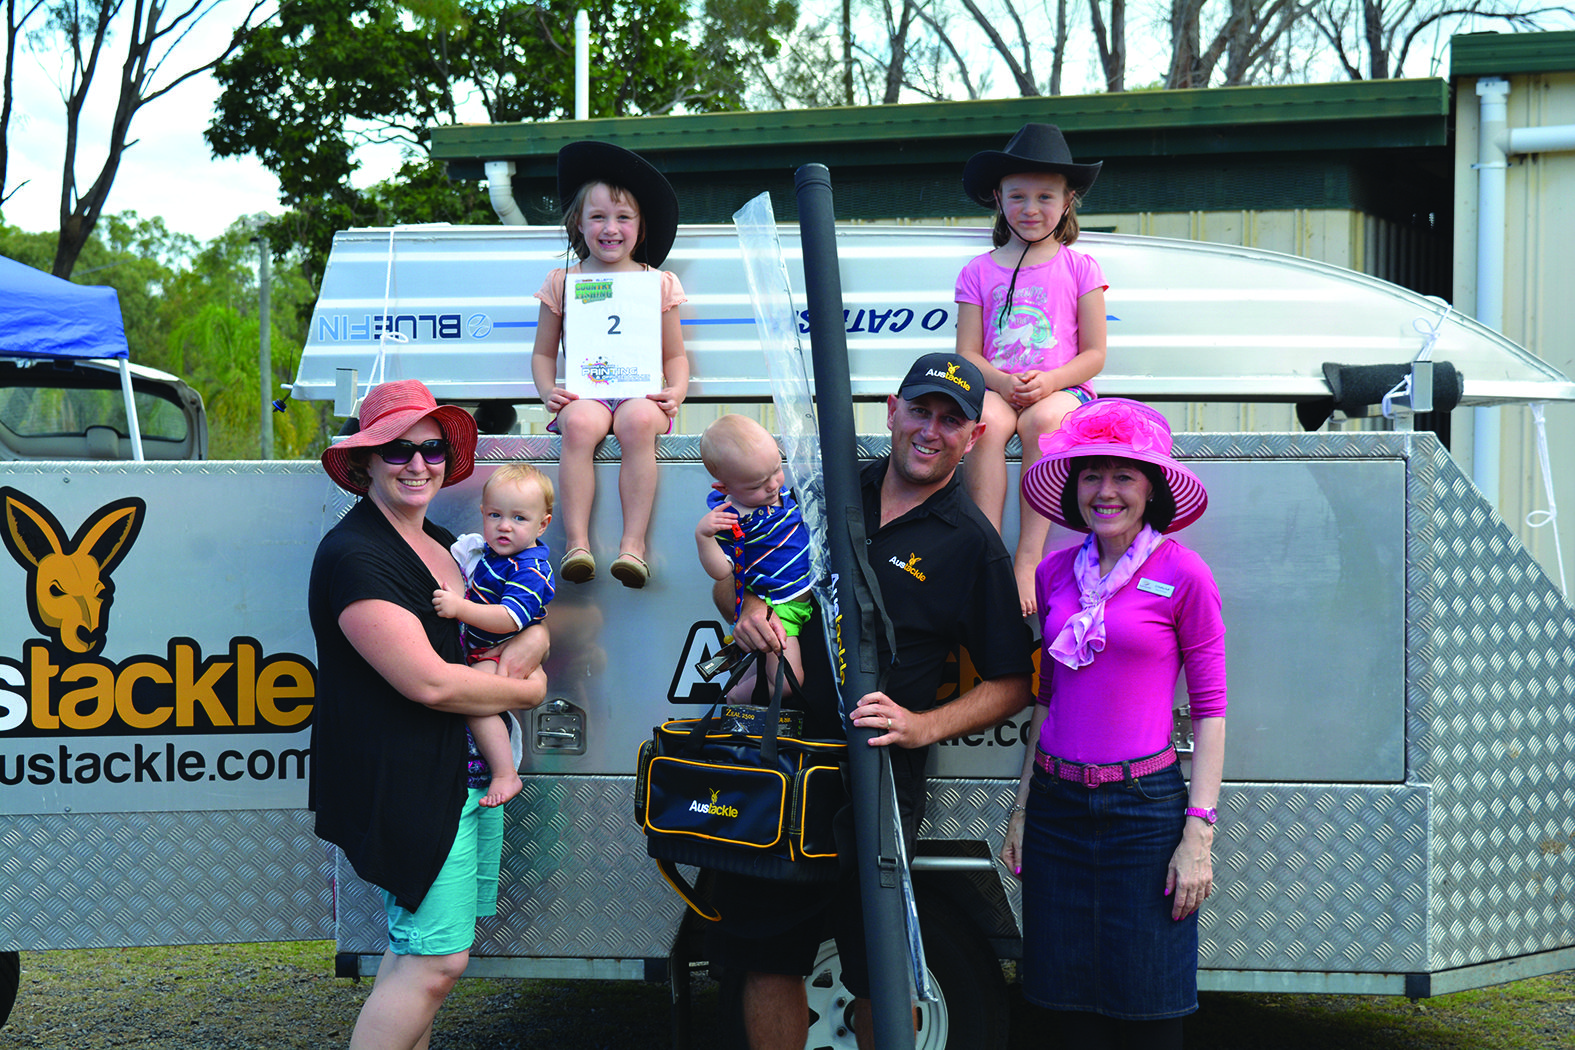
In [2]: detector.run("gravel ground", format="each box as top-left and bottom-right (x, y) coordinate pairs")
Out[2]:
(4, 942), (1574, 1049)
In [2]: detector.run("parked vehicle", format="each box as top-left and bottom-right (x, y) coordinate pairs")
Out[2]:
(3, 226), (1572, 1049)
(0, 255), (207, 461)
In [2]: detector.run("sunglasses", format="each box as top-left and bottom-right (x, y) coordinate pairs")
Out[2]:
(374, 438), (449, 465)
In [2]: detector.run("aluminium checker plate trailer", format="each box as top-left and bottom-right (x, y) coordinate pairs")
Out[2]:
(3, 225), (1573, 1049)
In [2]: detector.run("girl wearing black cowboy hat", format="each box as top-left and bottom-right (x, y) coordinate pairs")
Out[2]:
(530, 141), (690, 590)
(955, 123), (1109, 618)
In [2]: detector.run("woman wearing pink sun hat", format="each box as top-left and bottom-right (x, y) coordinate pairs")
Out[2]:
(309, 379), (548, 1048)
(1001, 398), (1227, 1046)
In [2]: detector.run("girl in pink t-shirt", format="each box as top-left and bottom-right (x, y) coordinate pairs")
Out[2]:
(955, 124), (1108, 616)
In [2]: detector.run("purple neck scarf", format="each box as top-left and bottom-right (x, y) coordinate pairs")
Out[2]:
(1048, 525), (1167, 670)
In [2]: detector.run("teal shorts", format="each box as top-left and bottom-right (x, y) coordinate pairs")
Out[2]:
(383, 787), (504, 956)
(767, 596), (815, 637)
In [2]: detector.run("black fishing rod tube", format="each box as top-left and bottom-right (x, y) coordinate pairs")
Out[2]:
(794, 162), (914, 1050)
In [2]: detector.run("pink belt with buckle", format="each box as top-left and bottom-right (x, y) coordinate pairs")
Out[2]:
(1035, 745), (1178, 787)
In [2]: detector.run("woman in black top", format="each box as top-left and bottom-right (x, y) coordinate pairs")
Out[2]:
(309, 379), (546, 1050)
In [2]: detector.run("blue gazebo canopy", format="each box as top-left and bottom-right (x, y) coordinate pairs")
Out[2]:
(0, 254), (129, 360)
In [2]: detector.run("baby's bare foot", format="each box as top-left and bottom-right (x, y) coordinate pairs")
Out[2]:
(480, 771), (522, 808)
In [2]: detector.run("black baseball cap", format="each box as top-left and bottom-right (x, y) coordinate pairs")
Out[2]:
(897, 353), (985, 420)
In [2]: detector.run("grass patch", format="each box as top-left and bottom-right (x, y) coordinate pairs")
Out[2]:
(6, 943), (1573, 1049)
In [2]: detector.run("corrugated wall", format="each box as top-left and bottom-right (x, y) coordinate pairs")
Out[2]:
(1454, 71), (1575, 595)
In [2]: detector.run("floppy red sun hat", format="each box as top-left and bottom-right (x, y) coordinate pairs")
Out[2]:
(1020, 398), (1207, 534)
(321, 379), (477, 495)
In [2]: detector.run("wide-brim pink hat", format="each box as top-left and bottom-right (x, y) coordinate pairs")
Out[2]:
(1020, 398), (1207, 534)
(321, 379), (477, 495)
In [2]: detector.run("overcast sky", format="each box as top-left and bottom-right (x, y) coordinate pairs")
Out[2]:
(1, 1), (404, 245)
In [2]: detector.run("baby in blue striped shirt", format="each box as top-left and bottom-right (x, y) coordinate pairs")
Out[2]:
(434, 464), (555, 806)
(696, 415), (814, 696)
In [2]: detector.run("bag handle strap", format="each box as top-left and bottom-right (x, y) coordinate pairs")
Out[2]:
(654, 859), (721, 922)
(759, 656), (789, 764)
(678, 652), (806, 765)
(678, 650), (761, 751)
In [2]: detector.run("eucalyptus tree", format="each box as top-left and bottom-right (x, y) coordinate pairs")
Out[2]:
(1, 0), (267, 278)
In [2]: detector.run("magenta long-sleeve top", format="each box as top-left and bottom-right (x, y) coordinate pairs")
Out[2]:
(1034, 538), (1228, 765)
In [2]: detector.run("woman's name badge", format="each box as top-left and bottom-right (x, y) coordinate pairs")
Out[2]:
(1137, 578), (1174, 598)
(563, 270), (662, 398)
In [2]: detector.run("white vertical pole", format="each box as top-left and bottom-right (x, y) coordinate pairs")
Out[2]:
(258, 235), (273, 460)
(1473, 76), (1510, 507)
(118, 359), (145, 461)
(575, 11), (590, 120)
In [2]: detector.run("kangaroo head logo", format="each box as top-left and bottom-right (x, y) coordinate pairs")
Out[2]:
(709, 788), (720, 805)
(1, 487), (145, 654)
(905, 553), (922, 572)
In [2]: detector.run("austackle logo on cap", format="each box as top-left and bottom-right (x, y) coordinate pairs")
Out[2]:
(901, 352), (983, 417)
(928, 361), (972, 392)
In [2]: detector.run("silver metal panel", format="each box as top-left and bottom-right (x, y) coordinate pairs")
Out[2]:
(1, 462), (333, 950)
(333, 777), (685, 959)
(1185, 455), (1407, 784)
(1, 463), (328, 814)
(933, 451), (1409, 784)
(1173, 431), (1575, 974)
(453, 437), (1407, 785)
(1400, 436), (1575, 972)
(5, 435), (1572, 987)
(921, 433), (1573, 981)
(0, 808), (330, 950)
(292, 226), (1575, 407)
(923, 776), (1431, 973)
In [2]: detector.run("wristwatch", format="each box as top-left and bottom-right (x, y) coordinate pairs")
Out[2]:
(1185, 806), (1218, 825)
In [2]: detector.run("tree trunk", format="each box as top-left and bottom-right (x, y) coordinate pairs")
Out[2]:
(1089, 0), (1125, 92)
(882, 0), (916, 104)
(41, 0), (263, 278)
(2, 1), (47, 205)
(957, 0), (1039, 95)
(1363, 0), (1387, 79)
(1167, 0), (1206, 88)
(1050, 0), (1068, 94)
(842, 0), (853, 105)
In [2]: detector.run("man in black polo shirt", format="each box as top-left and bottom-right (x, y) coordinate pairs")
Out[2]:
(719, 352), (1034, 1050)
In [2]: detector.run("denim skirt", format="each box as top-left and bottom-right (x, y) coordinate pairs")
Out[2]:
(1019, 762), (1199, 1019)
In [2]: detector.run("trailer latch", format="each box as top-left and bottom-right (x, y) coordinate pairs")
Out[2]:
(532, 698), (586, 755)
(1171, 704), (1194, 757)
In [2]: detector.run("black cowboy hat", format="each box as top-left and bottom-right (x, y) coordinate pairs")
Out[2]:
(557, 141), (680, 267)
(962, 123), (1103, 208)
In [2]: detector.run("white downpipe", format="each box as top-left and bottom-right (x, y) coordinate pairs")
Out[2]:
(575, 11), (590, 120)
(484, 160), (526, 226)
(1475, 85), (1575, 591)
(1473, 77), (1509, 506)
(1509, 125), (1575, 154)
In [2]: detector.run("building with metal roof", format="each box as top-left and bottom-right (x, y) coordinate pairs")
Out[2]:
(433, 79), (1453, 295)
(429, 30), (1575, 589)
